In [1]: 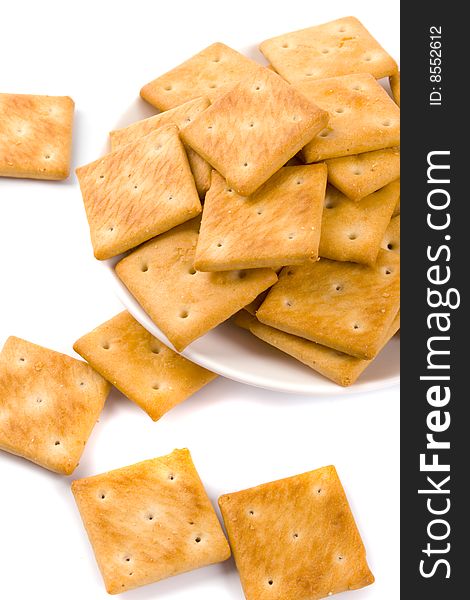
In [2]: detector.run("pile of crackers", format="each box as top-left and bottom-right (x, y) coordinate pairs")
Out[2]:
(75, 15), (401, 387)
(0, 15), (400, 600)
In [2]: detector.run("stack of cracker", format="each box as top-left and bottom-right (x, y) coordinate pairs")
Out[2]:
(76, 16), (400, 387)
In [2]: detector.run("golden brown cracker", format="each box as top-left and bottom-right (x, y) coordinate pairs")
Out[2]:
(257, 250), (400, 360)
(326, 148), (400, 201)
(115, 218), (278, 351)
(0, 93), (74, 180)
(181, 67), (329, 195)
(219, 465), (374, 600)
(381, 215), (400, 254)
(393, 195), (400, 217)
(0, 336), (109, 474)
(76, 125), (201, 260)
(319, 180), (399, 265)
(390, 71), (400, 106)
(72, 449), (230, 594)
(260, 16), (397, 83)
(236, 310), (400, 386)
(73, 311), (217, 421)
(140, 43), (263, 110)
(195, 165), (327, 271)
(109, 97), (211, 197)
(296, 73), (400, 163)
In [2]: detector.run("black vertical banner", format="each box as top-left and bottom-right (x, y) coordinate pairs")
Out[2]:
(401, 3), (466, 598)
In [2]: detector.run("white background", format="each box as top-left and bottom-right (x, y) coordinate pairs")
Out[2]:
(0, 1), (400, 599)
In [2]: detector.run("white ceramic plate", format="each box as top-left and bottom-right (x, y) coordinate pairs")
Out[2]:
(104, 69), (400, 396)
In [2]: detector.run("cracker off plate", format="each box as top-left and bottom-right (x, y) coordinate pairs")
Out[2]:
(94, 34), (399, 396)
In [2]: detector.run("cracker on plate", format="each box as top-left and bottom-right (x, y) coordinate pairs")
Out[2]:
(0, 336), (109, 474)
(0, 93), (74, 180)
(381, 215), (400, 255)
(257, 250), (400, 360)
(319, 180), (399, 265)
(235, 310), (400, 386)
(195, 165), (327, 271)
(115, 218), (278, 351)
(181, 67), (329, 195)
(109, 97), (211, 197)
(393, 194), (400, 217)
(219, 465), (374, 600)
(74, 311), (217, 421)
(140, 42), (263, 110)
(296, 73), (400, 163)
(76, 124), (201, 260)
(389, 71), (400, 106)
(259, 16), (397, 83)
(326, 147), (400, 201)
(72, 449), (230, 594)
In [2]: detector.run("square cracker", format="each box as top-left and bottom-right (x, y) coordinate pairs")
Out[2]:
(259, 16), (397, 84)
(219, 465), (374, 600)
(381, 215), (400, 255)
(235, 310), (400, 387)
(110, 97), (212, 197)
(0, 93), (74, 180)
(319, 180), (399, 265)
(0, 336), (109, 475)
(76, 125), (201, 260)
(140, 42), (263, 110)
(390, 71), (400, 106)
(257, 250), (400, 360)
(296, 73), (400, 163)
(72, 449), (230, 594)
(181, 67), (329, 195)
(326, 147), (400, 201)
(195, 165), (327, 271)
(115, 218), (278, 351)
(73, 311), (217, 421)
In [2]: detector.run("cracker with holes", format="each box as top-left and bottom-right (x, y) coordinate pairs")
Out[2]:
(257, 250), (400, 360)
(296, 73), (400, 163)
(381, 215), (400, 255)
(259, 16), (397, 84)
(326, 147), (400, 202)
(195, 165), (327, 271)
(390, 71), (400, 106)
(115, 218), (278, 351)
(219, 465), (374, 600)
(235, 310), (400, 386)
(109, 98), (212, 197)
(140, 42), (263, 111)
(0, 93), (74, 180)
(181, 67), (329, 196)
(72, 449), (231, 594)
(0, 337), (109, 475)
(319, 180), (399, 265)
(73, 311), (217, 421)
(76, 125), (201, 260)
